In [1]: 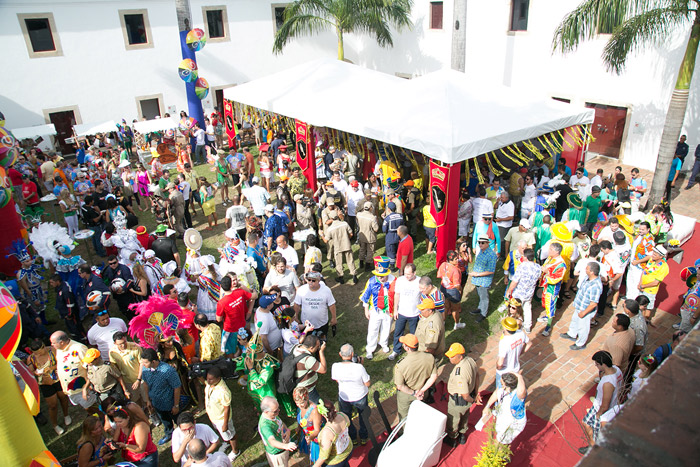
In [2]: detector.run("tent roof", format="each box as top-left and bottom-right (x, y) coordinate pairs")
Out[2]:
(224, 59), (595, 164)
(73, 120), (118, 137)
(133, 117), (179, 134)
(9, 124), (56, 139)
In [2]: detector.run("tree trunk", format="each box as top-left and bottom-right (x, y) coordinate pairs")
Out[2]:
(647, 16), (700, 207)
(451, 0), (467, 72)
(337, 26), (344, 61)
(175, 0), (192, 31)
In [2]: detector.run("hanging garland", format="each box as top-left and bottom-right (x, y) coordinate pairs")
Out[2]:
(484, 153), (503, 177)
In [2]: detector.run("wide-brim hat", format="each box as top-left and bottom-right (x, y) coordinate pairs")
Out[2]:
(155, 224), (168, 234)
(372, 255), (391, 276)
(567, 192), (583, 209)
(118, 160), (130, 168)
(551, 223), (573, 242)
(184, 228), (202, 250)
(615, 215), (635, 234)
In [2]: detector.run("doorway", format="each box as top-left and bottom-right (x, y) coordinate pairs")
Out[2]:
(585, 102), (628, 159)
(215, 89), (224, 117)
(139, 97), (161, 120)
(48, 109), (77, 154)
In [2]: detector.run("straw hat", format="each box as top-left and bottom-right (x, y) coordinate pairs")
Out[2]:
(184, 228), (202, 251)
(551, 223), (573, 242)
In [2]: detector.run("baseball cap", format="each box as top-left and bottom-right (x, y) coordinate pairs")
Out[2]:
(251, 176), (260, 184)
(591, 185), (602, 193)
(293, 194), (303, 201)
(259, 294), (278, 308)
(519, 218), (531, 229)
(264, 204), (275, 212)
(399, 334), (419, 349)
(280, 175), (289, 181)
(387, 201), (397, 210)
(445, 343), (466, 358)
(416, 298), (435, 310)
(82, 348), (101, 364)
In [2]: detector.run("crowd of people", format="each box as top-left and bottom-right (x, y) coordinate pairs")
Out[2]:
(3, 122), (694, 466)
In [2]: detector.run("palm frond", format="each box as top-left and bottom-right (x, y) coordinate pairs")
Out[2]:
(273, 14), (334, 54)
(553, 0), (633, 53)
(603, 5), (692, 72)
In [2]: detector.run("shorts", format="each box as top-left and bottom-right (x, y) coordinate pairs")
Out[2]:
(192, 191), (202, 204)
(40, 382), (63, 398)
(232, 174), (240, 186)
(424, 227), (436, 244)
(583, 406), (601, 440)
(68, 391), (97, 409)
(216, 418), (237, 441)
(441, 285), (461, 304)
(221, 330), (238, 355)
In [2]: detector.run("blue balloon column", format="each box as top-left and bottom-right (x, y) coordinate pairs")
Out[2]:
(178, 28), (208, 129)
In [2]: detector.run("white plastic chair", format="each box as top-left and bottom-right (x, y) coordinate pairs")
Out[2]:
(376, 400), (447, 467)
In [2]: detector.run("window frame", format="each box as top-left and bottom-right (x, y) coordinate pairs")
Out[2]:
(509, 0), (530, 32)
(17, 13), (63, 58)
(118, 9), (154, 50)
(271, 3), (291, 34)
(429, 1), (444, 30)
(135, 93), (165, 120)
(202, 5), (230, 43)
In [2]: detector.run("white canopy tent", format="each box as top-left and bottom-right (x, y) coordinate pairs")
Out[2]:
(8, 124), (56, 140)
(133, 117), (179, 134)
(224, 59), (595, 164)
(73, 120), (118, 137)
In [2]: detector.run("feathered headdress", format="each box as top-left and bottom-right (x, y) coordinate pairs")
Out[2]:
(6, 239), (32, 263)
(28, 222), (73, 265)
(127, 295), (191, 349)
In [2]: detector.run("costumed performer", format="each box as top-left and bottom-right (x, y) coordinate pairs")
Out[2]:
(359, 256), (396, 360)
(183, 228), (203, 285)
(7, 239), (48, 324)
(156, 261), (191, 296)
(539, 240), (567, 337)
(196, 255), (221, 321)
(219, 228), (259, 291)
(678, 260), (700, 333)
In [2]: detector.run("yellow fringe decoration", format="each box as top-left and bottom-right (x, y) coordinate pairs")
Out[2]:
(491, 151), (510, 173)
(557, 130), (575, 150)
(545, 133), (564, 152)
(485, 153), (503, 177)
(536, 136), (556, 158)
(500, 148), (522, 166)
(564, 127), (584, 147)
(474, 158), (485, 185)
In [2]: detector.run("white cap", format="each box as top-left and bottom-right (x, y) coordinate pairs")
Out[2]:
(251, 176), (260, 184)
(264, 204), (274, 212)
(225, 228), (239, 239)
(519, 218), (531, 229)
(144, 249), (156, 259)
(653, 245), (667, 257)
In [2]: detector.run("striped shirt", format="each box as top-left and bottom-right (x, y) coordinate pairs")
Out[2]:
(420, 288), (445, 314)
(573, 276), (603, 312)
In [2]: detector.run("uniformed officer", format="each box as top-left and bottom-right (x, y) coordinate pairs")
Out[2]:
(444, 343), (480, 446)
(403, 180), (422, 237)
(393, 334), (438, 420)
(357, 202), (379, 272)
(415, 298), (446, 360)
(382, 201), (404, 265)
(320, 198), (343, 267)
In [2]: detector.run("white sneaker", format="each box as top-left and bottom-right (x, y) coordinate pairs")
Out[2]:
(54, 425), (65, 435)
(228, 451), (240, 462)
(454, 322), (466, 330)
(365, 352), (373, 360)
(64, 415), (72, 426)
(381, 347), (390, 354)
(388, 351), (398, 361)
(537, 316), (549, 323)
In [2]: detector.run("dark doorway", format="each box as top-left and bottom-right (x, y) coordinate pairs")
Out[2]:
(48, 109), (77, 154)
(139, 98), (161, 120)
(215, 89), (224, 117)
(585, 102), (628, 159)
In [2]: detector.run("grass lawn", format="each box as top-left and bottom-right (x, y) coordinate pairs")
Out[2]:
(35, 152), (508, 466)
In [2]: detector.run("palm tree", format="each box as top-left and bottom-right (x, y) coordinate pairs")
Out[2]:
(553, 0), (700, 207)
(272, 0), (414, 61)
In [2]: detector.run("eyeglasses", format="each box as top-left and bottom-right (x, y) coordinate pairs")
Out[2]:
(307, 279), (319, 283)
(109, 261), (118, 266)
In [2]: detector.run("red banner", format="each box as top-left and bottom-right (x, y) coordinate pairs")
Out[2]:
(430, 161), (461, 267)
(223, 100), (237, 149)
(295, 119), (317, 192)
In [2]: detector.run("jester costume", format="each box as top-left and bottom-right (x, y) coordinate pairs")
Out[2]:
(679, 263), (700, 332)
(502, 249), (524, 299)
(539, 254), (567, 334)
(7, 241), (46, 311)
(360, 257), (395, 356)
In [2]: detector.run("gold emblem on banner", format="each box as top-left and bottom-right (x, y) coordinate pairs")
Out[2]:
(431, 168), (446, 182)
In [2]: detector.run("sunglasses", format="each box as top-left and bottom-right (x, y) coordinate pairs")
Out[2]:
(97, 310), (109, 316)
(109, 261), (118, 265)
(307, 279), (319, 283)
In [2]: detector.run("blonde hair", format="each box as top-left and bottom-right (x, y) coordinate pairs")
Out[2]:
(76, 414), (101, 447)
(132, 263), (149, 284)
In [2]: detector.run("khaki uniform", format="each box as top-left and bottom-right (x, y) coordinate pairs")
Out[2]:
(327, 219), (356, 277)
(394, 351), (437, 419)
(356, 209), (379, 263)
(321, 206), (339, 261)
(415, 312), (446, 359)
(169, 190), (186, 235)
(446, 356), (478, 437)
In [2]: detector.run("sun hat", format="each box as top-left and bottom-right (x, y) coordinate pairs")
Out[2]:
(184, 228), (203, 250)
(567, 193), (583, 209)
(653, 245), (667, 257)
(136, 226), (147, 235)
(155, 224), (167, 234)
(551, 223), (573, 242)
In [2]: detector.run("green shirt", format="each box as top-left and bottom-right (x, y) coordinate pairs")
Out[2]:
(159, 177), (169, 190)
(259, 414), (285, 455)
(583, 195), (602, 223)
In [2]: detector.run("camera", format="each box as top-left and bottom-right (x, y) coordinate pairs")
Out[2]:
(351, 355), (364, 365)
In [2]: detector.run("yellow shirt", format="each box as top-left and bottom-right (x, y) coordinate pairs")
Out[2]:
(56, 341), (88, 395)
(200, 324), (223, 362)
(109, 342), (142, 383)
(422, 205), (437, 229)
(412, 177), (423, 191)
(205, 379), (231, 424)
(641, 260), (669, 294)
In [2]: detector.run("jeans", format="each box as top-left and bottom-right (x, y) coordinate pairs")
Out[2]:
(338, 395), (369, 441)
(91, 223), (106, 256)
(194, 144), (206, 164)
(156, 408), (175, 435)
(183, 198), (193, 228)
(392, 314), (419, 353)
(687, 158), (700, 188)
(134, 451), (158, 467)
(476, 286), (490, 317)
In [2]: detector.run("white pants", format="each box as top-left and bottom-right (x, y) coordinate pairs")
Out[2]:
(566, 309), (595, 347)
(626, 266), (643, 300)
(521, 297), (533, 330)
(366, 308), (392, 354)
(65, 214), (79, 238)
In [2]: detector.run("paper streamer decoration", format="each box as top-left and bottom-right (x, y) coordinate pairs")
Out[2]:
(178, 58), (198, 83)
(0, 111), (4, 127)
(186, 28), (206, 51)
(179, 117), (196, 134)
(195, 77), (209, 99)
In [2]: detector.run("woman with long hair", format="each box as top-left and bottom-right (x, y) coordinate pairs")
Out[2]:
(76, 415), (113, 467)
(58, 188), (80, 238)
(259, 150), (272, 191)
(136, 163), (152, 209)
(159, 336), (201, 409)
(130, 263), (151, 302)
(105, 195), (127, 230)
(100, 396), (150, 435)
(26, 339), (71, 435)
(294, 386), (323, 464)
(455, 238), (472, 295)
(113, 406), (159, 466)
(507, 298), (524, 329)
(313, 399), (353, 467)
(199, 177), (218, 230)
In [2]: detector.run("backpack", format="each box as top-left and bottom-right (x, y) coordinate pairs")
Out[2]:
(277, 345), (309, 394)
(656, 343), (672, 364)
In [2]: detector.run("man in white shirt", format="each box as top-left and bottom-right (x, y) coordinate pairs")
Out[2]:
(345, 180), (365, 235)
(275, 235), (299, 271)
(570, 168), (590, 191)
(224, 194), (249, 239)
(332, 343), (371, 444)
(172, 411), (222, 466)
(590, 169), (604, 188)
(597, 217), (622, 245)
(331, 171), (348, 193)
(494, 192), (515, 253)
(193, 123), (207, 165)
(471, 186), (491, 224)
(294, 272), (337, 336)
(87, 311), (127, 356)
(389, 263), (422, 360)
(242, 177), (270, 217)
(187, 438), (231, 466)
(496, 317), (530, 388)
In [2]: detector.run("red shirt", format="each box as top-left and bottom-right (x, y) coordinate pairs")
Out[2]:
(216, 288), (253, 332)
(8, 168), (22, 187)
(137, 233), (154, 250)
(438, 262), (461, 290)
(396, 235), (414, 270)
(22, 181), (39, 204)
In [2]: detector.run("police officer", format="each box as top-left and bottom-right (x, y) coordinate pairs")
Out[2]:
(415, 298), (446, 360)
(357, 202), (379, 272)
(403, 180), (421, 237)
(382, 201), (404, 266)
(393, 334), (438, 420)
(320, 198), (343, 267)
(444, 343), (479, 446)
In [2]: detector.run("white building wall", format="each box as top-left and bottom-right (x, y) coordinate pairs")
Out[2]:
(3, 0), (698, 171)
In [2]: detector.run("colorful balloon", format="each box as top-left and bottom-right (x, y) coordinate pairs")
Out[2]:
(0, 127), (15, 150)
(178, 58), (198, 83)
(186, 28), (206, 51)
(0, 188), (11, 209)
(0, 147), (18, 169)
(0, 282), (21, 360)
(195, 77), (210, 99)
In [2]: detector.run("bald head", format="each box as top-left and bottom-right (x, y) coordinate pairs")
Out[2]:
(188, 438), (206, 461)
(50, 331), (70, 350)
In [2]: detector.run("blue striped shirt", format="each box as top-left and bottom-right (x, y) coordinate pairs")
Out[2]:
(573, 276), (603, 313)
